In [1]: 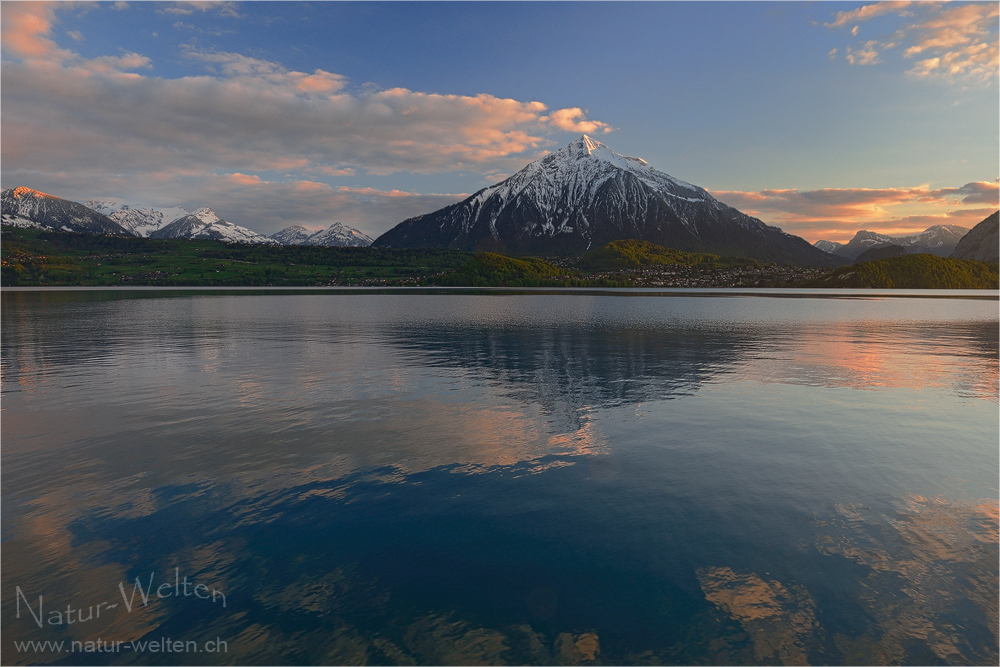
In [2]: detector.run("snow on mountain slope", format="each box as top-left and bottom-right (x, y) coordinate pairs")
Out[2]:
(374, 135), (838, 265)
(269, 225), (315, 245)
(813, 240), (843, 254)
(303, 222), (374, 247)
(150, 208), (279, 245)
(270, 222), (374, 246)
(85, 199), (189, 237)
(834, 225), (970, 260)
(2, 187), (130, 235)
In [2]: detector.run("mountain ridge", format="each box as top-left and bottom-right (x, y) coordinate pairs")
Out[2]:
(820, 225), (970, 261)
(2, 187), (129, 235)
(270, 222), (374, 247)
(950, 211), (999, 262)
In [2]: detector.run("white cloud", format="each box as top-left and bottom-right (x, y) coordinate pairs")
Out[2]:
(160, 2), (241, 18)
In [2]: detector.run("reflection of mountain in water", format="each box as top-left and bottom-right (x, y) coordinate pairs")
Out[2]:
(385, 321), (763, 423)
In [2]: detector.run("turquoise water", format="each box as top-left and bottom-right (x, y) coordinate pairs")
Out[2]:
(2, 289), (997, 665)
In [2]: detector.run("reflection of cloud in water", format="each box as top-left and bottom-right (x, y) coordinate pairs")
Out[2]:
(817, 495), (999, 665)
(1, 488), (167, 665)
(697, 495), (998, 666)
(744, 320), (998, 400)
(697, 567), (818, 665)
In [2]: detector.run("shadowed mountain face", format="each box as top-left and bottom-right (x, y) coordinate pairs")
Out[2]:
(854, 244), (907, 263)
(833, 225), (970, 261)
(951, 211), (999, 262)
(1, 187), (128, 235)
(374, 137), (839, 266)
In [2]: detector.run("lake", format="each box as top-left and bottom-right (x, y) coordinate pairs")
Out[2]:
(2, 288), (997, 665)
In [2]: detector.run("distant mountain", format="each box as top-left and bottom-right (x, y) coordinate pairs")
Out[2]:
(855, 244), (906, 263)
(950, 211), (998, 263)
(813, 240), (843, 254)
(833, 225), (969, 260)
(2, 187), (129, 235)
(85, 200), (189, 237)
(270, 222), (374, 247)
(305, 223), (374, 247)
(269, 225), (315, 245)
(150, 208), (278, 245)
(374, 135), (839, 266)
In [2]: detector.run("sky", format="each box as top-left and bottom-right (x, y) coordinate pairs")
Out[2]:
(1, 1), (997, 243)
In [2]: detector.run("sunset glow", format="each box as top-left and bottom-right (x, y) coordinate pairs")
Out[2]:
(1, 1), (996, 240)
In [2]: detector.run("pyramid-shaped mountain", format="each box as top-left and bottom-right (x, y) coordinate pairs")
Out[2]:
(373, 136), (838, 265)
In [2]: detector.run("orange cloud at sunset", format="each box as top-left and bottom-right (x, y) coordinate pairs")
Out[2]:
(545, 108), (614, 134)
(712, 181), (999, 243)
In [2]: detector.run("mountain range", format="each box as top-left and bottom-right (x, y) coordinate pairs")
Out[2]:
(269, 223), (374, 247)
(373, 136), (839, 266)
(2, 188), (372, 247)
(813, 225), (970, 261)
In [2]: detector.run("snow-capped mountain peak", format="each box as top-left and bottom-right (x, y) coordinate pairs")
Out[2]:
(193, 208), (222, 224)
(564, 135), (650, 171)
(269, 222), (374, 247)
(269, 225), (316, 245)
(10, 186), (56, 200)
(374, 136), (838, 265)
(84, 199), (190, 237)
(150, 208), (278, 245)
(2, 187), (129, 235)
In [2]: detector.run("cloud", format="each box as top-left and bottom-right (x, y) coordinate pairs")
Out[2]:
(544, 108), (613, 134)
(826, 1), (998, 85)
(1, 2), (613, 236)
(711, 181), (998, 242)
(0, 1), (72, 61)
(160, 2), (240, 18)
(1, 13), (611, 176)
(846, 40), (882, 65)
(825, 1), (916, 30)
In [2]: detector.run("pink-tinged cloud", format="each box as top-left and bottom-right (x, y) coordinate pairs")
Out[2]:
(2, 11), (613, 185)
(226, 173), (265, 186)
(545, 108), (614, 134)
(827, 1), (998, 85)
(1, 1), (71, 61)
(712, 182), (998, 243)
(825, 1), (916, 29)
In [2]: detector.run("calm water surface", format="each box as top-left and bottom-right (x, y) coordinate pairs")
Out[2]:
(2, 289), (997, 665)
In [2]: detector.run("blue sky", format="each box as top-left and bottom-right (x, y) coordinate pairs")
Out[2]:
(2, 1), (997, 242)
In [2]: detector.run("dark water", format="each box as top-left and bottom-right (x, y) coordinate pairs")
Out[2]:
(2, 289), (997, 666)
